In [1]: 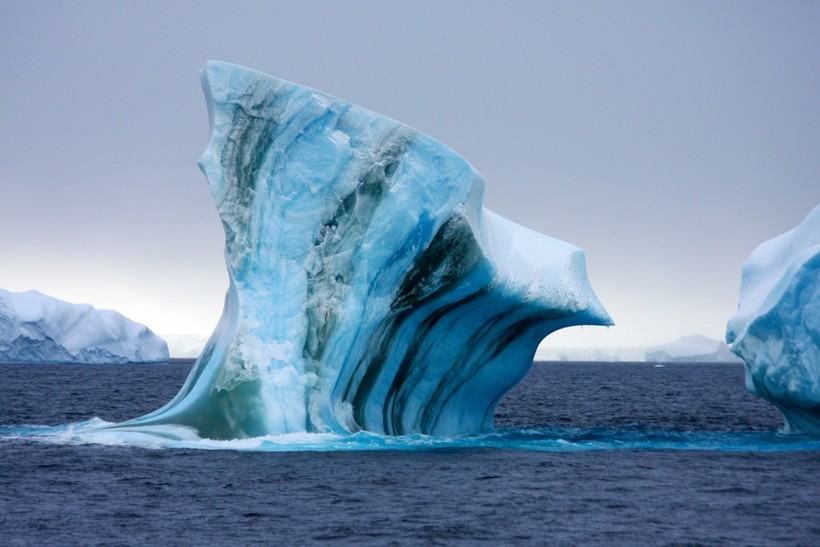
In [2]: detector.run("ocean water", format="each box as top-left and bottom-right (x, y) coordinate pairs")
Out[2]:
(1, 361), (819, 544)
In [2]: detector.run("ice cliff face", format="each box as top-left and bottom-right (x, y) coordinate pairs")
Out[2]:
(726, 204), (820, 433)
(0, 289), (169, 364)
(110, 61), (610, 439)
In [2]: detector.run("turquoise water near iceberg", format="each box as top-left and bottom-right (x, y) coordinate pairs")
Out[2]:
(3, 361), (816, 452)
(4, 419), (819, 452)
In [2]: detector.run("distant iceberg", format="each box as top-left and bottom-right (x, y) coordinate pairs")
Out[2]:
(162, 334), (209, 359)
(536, 335), (741, 363)
(0, 289), (169, 364)
(727, 204), (820, 433)
(104, 61), (611, 441)
(645, 335), (741, 363)
(536, 346), (644, 362)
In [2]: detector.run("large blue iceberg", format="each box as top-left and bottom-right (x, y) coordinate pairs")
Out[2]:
(727, 204), (820, 434)
(107, 61), (610, 440)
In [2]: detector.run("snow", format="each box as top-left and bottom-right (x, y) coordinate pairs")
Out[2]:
(0, 289), (169, 364)
(726, 203), (820, 433)
(103, 61), (611, 441)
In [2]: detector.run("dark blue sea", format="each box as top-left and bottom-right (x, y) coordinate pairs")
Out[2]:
(1, 361), (819, 545)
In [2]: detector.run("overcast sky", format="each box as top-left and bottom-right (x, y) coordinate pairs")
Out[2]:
(2, 1), (818, 349)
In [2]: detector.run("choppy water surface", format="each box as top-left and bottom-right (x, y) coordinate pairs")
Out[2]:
(1, 362), (819, 544)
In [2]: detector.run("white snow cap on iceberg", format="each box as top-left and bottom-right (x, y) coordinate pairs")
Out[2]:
(0, 289), (169, 364)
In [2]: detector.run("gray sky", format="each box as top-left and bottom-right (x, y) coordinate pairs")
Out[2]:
(2, 1), (818, 349)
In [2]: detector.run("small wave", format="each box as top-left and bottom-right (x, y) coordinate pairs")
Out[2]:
(2, 421), (819, 453)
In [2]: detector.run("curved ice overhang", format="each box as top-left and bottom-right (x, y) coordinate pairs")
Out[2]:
(107, 61), (611, 440)
(478, 208), (610, 324)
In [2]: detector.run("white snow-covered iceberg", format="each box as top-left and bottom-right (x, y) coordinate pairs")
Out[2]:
(106, 61), (610, 440)
(645, 335), (741, 363)
(726, 204), (820, 433)
(0, 289), (169, 364)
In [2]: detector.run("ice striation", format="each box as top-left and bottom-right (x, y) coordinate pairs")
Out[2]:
(0, 289), (169, 364)
(726, 204), (820, 433)
(107, 61), (611, 440)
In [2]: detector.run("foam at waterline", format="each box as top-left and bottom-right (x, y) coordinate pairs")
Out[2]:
(5, 421), (818, 453)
